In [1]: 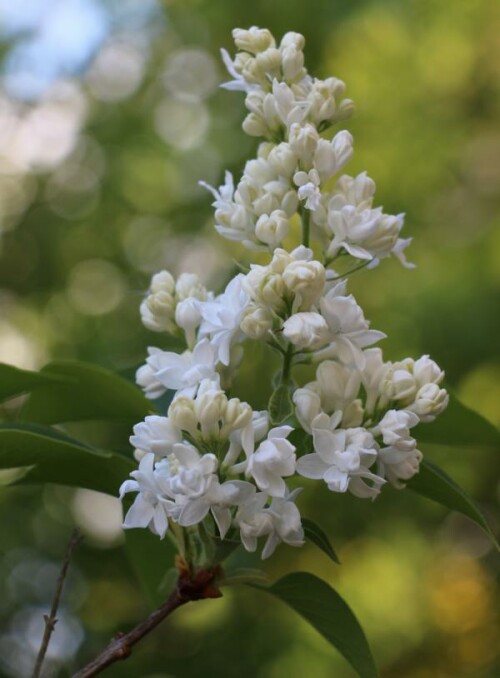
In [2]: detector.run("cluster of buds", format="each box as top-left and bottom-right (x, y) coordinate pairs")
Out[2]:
(120, 27), (448, 562)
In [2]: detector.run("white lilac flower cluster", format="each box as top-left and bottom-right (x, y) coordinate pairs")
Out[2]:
(120, 27), (449, 560)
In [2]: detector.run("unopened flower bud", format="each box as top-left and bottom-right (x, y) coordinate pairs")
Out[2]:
(413, 355), (444, 387)
(281, 44), (305, 82)
(382, 360), (417, 401)
(175, 298), (202, 348)
(233, 27), (275, 53)
(293, 386), (321, 432)
(240, 305), (273, 339)
(242, 113), (269, 138)
(408, 383), (449, 423)
(280, 32), (305, 50)
(221, 399), (253, 437)
(175, 273), (207, 302)
(140, 271), (177, 332)
(136, 362), (166, 400)
(266, 142), (298, 176)
(282, 312), (329, 349)
(289, 123), (319, 165)
(168, 397), (198, 436)
(195, 390), (228, 437)
(151, 270), (175, 294)
(314, 131), (353, 182)
(255, 210), (290, 246)
(283, 259), (325, 310)
(254, 48), (282, 79)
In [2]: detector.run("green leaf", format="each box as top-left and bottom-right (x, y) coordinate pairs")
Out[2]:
(220, 568), (270, 587)
(302, 518), (340, 564)
(0, 424), (134, 495)
(20, 360), (154, 425)
(124, 528), (178, 606)
(252, 572), (378, 678)
(289, 426), (313, 454)
(407, 460), (499, 548)
(212, 536), (242, 564)
(416, 389), (500, 448)
(268, 383), (294, 426)
(0, 363), (70, 403)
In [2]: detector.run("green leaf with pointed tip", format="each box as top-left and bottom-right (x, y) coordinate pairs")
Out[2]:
(124, 528), (178, 606)
(251, 572), (378, 678)
(0, 424), (134, 495)
(268, 383), (294, 426)
(212, 536), (241, 564)
(416, 390), (500, 448)
(220, 568), (270, 587)
(20, 360), (154, 425)
(302, 518), (340, 564)
(0, 363), (70, 403)
(407, 460), (499, 549)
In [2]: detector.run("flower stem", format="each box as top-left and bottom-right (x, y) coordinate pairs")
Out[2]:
(330, 259), (371, 280)
(72, 567), (222, 677)
(301, 208), (310, 248)
(281, 343), (294, 384)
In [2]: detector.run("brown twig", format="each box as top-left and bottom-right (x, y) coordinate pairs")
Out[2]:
(72, 563), (222, 678)
(32, 528), (82, 678)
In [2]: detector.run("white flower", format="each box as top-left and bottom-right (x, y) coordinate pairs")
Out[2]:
(315, 281), (386, 369)
(408, 383), (449, 423)
(294, 169), (321, 211)
(288, 123), (319, 164)
(315, 360), (364, 427)
(146, 339), (219, 399)
(272, 79), (308, 129)
(140, 271), (176, 333)
(200, 172), (257, 247)
(306, 77), (354, 127)
(175, 298), (203, 349)
(245, 426), (296, 497)
(236, 488), (304, 559)
(265, 141), (299, 176)
(296, 417), (383, 499)
(378, 445), (423, 489)
(199, 274), (250, 365)
(223, 409), (269, 469)
(382, 358), (419, 401)
(361, 348), (390, 415)
(240, 304), (273, 340)
(283, 312), (329, 349)
(175, 273), (208, 302)
(279, 31), (306, 83)
(382, 355), (445, 409)
(156, 443), (217, 500)
(233, 26), (275, 54)
(255, 210), (290, 247)
(220, 48), (253, 92)
(330, 172), (376, 211)
(413, 355), (445, 386)
(120, 453), (174, 539)
(313, 130), (353, 183)
(293, 386), (322, 433)
(245, 246), (317, 313)
(130, 416), (182, 462)
(373, 409), (419, 451)
(206, 480), (256, 538)
(282, 257), (325, 311)
(135, 352), (166, 400)
(325, 203), (412, 268)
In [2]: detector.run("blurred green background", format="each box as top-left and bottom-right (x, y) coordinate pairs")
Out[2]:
(0, 0), (499, 676)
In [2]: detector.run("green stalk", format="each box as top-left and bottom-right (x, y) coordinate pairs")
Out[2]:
(281, 343), (294, 385)
(301, 208), (310, 248)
